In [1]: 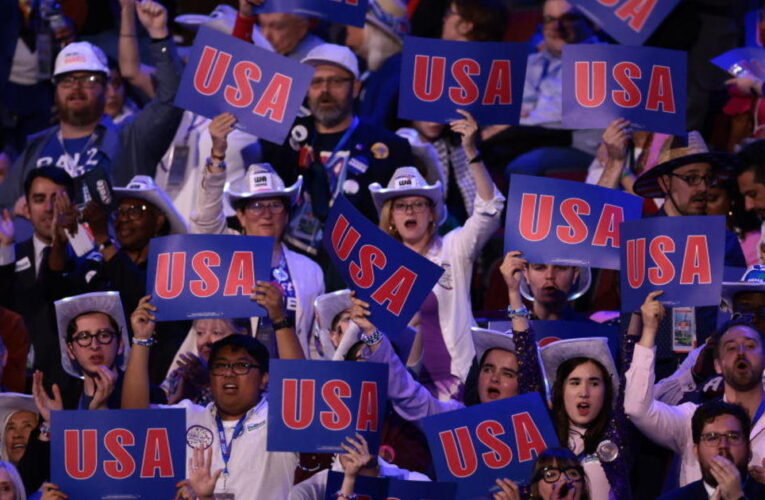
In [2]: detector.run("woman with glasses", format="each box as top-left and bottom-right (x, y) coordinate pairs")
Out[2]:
(191, 113), (324, 358)
(369, 109), (504, 400)
(493, 447), (589, 500)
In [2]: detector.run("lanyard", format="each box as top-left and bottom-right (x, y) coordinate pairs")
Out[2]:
(311, 117), (359, 196)
(56, 129), (99, 175)
(215, 413), (247, 476)
(753, 396), (765, 426)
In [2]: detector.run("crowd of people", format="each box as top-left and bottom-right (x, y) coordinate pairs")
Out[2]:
(0, 0), (764, 499)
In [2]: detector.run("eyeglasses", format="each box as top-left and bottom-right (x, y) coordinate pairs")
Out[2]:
(667, 173), (720, 187)
(543, 12), (585, 24)
(534, 466), (583, 484)
(56, 74), (105, 88)
(210, 361), (261, 376)
(70, 329), (117, 347)
(310, 76), (354, 89)
(244, 200), (286, 216)
(391, 200), (432, 214)
(116, 204), (150, 221)
(699, 431), (745, 446)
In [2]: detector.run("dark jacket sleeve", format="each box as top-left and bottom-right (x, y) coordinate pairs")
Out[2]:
(17, 428), (50, 496)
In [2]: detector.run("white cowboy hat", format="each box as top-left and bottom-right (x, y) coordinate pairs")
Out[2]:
(0, 393), (38, 462)
(519, 266), (592, 302)
(224, 163), (302, 209)
(721, 265), (765, 313)
(369, 167), (446, 225)
(55, 291), (130, 379)
(539, 337), (620, 400)
(471, 327), (515, 364)
(314, 290), (353, 358)
(114, 175), (189, 235)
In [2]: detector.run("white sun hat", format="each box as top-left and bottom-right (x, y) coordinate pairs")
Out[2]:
(369, 166), (446, 225)
(224, 163), (303, 209)
(114, 176), (189, 235)
(55, 291), (130, 379)
(471, 327), (516, 364)
(54, 41), (109, 77)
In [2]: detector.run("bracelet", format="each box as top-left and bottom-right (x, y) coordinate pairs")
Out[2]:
(360, 329), (383, 345)
(468, 153), (483, 164)
(507, 305), (530, 319)
(132, 337), (156, 347)
(334, 492), (357, 500)
(272, 316), (294, 331)
(205, 157), (227, 171)
(39, 421), (50, 436)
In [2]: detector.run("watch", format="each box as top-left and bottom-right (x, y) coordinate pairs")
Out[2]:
(272, 316), (294, 331)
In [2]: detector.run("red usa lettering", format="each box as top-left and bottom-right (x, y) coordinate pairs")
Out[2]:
(574, 60), (675, 113)
(192, 45), (293, 123)
(412, 55), (512, 106)
(596, 0), (659, 33)
(437, 413), (548, 478)
(625, 234), (712, 289)
(518, 194), (624, 248)
(65, 428), (174, 480)
(330, 215), (417, 315)
(154, 250), (255, 299)
(281, 378), (379, 432)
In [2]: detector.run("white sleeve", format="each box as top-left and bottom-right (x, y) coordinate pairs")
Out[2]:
(190, 168), (229, 234)
(0, 245), (14, 266)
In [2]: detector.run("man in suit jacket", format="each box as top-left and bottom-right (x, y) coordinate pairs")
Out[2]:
(658, 400), (765, 499)
(0, 166), (77, 392)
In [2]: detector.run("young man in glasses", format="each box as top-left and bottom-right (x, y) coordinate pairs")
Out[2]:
(0, 0), (184, 208)
(658, 401), (765, 499)
(123, 295), (305, 500)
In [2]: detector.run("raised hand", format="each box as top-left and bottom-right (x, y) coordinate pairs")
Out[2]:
(349, 292), (375, 335)
(208, 113), (237, 160)
(449, 109), (480, 158)
(499, 251), (527, 296)
(89, 365), (118, 410)
(39, 483), (68, 500)
(339, 433), (374, 478)
(602, 118), (632, 164)
(131, 295), (158, 340)
(0, 208), (14, 247)
(177, 352), (209, 390)
(51, 189), (77, 245)
(640, 290), (666, 332)
(188, 446), (223, 499)
(726, 77), (763, 97)
(136, 0), (168, 39)
(251, 281), (287, 322)
(32, 370), (63, 424)
(709, 455), (744, 500)
(493, 478), (520, 500)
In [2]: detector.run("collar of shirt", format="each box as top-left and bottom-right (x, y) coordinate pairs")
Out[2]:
(207, 393), (268, 423)
(702, 481), (715, 497)
(32, 233), (49, 276)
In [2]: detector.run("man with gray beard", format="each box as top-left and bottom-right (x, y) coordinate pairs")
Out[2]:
(260, 43), (412, 260)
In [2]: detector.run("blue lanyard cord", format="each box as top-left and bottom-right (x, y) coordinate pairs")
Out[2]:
(311, 117), (360, 195)
(753, 396), (765, 427)
(215, 414), (247, 475)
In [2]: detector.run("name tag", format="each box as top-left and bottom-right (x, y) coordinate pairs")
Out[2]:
(348, 156), (369, 174)
(14, 257), (31, 273)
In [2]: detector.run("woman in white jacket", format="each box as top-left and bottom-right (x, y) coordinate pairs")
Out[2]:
(368, 109), (504, 401)
(190, 113), (324, 358)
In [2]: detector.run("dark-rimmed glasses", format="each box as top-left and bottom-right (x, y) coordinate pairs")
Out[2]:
(699, 431), (745, 447)
(534, 466), (583, 484)
(392, 200), (432, 214)
(244, 200), (286, 216)
(56, 74), (105, 89)
(309, 77), (354, 89)
(210, 361), (261, 376)
(70, 329), (117, 348)
(116, 204), (151, 221)
(667, 173), (720, 187)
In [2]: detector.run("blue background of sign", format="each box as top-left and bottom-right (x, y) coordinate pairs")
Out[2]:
(398, 36), (529, 125)
(711, 47), (765, 80)
(505, 174), (642, 269)
(175, 26), (314, 144)
(573, 0), (681, 46)
(51, 409), (185, 500)
(620, 216), (725, 311)
(325, 471), (390, 499)
(422, 393), (557, 499)
(146, 234), (273, 321)
(323, 195), (443, 336)
(324, 471), (457, 500)
(254, 0), (368, 27)
(268, 360), (388, 453)
(561, 44), (687, 135)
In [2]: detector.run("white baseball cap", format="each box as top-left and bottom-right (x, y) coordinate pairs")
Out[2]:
(301, 43), (359, 80)
(54, 41), (109, 77)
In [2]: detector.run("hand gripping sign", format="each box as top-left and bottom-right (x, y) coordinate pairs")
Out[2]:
(562, 44), (687, 136)
(398, 36), (528, 125)
(620, 215), (725, 312)
(267, 360), (388, 453)
(505, 174), (643, 270)
(51, 409), (185, 500)
(423, 393), (556, 500)
(254, 0), (369, 28)
(573, 0), (681, 46)
(324, 471), (458, 500)
(146, 234), (273, 321)
(175, 26), (314, 144)
(323, 195), (443, 337)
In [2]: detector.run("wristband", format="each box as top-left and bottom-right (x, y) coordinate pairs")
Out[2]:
(360, 329), (383, 345)
(272, 316), (294, 331)
(334, 492), (357, 500)
(507, 305), (530, 319)
(206, 157), (227, 170)
(132, 337), (156, 347)
(39, 421), (51, 437)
